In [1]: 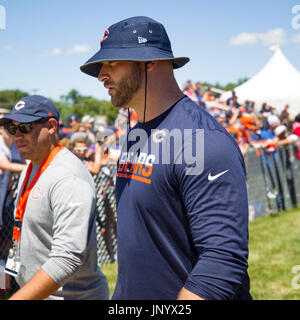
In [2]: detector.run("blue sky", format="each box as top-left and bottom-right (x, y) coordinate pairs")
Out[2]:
(0, 0), (300, 101)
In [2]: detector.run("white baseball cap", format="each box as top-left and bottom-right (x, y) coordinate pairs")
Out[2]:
(267, 115), (279, 126)
(274, 125), (287, 136)
(82, 115), (95, 124)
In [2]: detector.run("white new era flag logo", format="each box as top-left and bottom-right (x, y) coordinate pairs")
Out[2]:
(138, 37), (147, 44)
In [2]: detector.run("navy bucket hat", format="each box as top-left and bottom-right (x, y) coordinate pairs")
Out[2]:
(80, 16), (190, 78)
(0, 95), (60, 125)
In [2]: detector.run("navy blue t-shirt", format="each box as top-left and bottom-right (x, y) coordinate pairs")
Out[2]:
(113, 96), (251, 300)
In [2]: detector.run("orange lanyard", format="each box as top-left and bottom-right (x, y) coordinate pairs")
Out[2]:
(13, 144), (63, 243)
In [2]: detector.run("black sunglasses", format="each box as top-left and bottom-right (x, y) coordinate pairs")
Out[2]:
(6, 118), (50, 136)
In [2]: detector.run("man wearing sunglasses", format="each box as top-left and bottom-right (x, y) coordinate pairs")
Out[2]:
(0, 95), (109, 300)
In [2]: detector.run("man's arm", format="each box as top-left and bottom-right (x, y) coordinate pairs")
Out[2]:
(0, 157), (26, 173)
(175, 130), (250, 299)
(9, 268), (60, 300)
(177, 287), (205, 300)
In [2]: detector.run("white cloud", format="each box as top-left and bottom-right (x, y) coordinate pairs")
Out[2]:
(39, 48), (62, 57)
(3, 44), (13, 50)
(68, 44), (91, 54)
(229, 32), (260, 45)
(260, 28), (286, 46)
(230, 28), (287, 46)
(39, 44), (91, 58)
(50, 48), (62, 56)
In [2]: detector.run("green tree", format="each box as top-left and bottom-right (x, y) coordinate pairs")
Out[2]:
(198, 78), (249, 92)
(0, 89), (29, 110)
(102, 101), (118, 125)
(54, 89), (118, 125)
(60, 89), (81, 105)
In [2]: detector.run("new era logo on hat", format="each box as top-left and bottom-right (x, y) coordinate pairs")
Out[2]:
(80, 16), (190, 78)
(138, 36), (147, 44)
(0, 95), (60, 124)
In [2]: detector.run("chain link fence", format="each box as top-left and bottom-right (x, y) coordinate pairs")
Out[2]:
(246, 145), (300, 220)
(1, 145), (300, 296)
(93, 163), (117, 266)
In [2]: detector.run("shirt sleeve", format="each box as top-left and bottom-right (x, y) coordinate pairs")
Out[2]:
(0, 137), (8, 159)
(41, 175), (96, 285)
(175, 129), (249, 300)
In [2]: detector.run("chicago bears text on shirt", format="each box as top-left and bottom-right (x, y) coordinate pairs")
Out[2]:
(117, 151), (155, 184)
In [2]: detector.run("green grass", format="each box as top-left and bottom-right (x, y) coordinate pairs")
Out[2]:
(101, 207), (300, 300)
(101, 261), (117, 297)
(2, 208), (300, 300)
(248, 207), (300, 300)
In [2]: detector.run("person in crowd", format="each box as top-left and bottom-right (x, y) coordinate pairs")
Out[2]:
(67, 114), (79, 131)
(80, 15), (251, 300)
(58, 119), (70, 140)
(293, 113), (300, 137)
(267, 114), (280, 132)
(259, 103), (273, 118)
(69, 122), (94, 159)
(0, 125), (27, 293)
(201, 87), (213, 103)
(195, 81), (203, 106)
(231, 94), (241, 109)
(0, 95), (109, 300)
(273, 125), (298, 147)
(292, 114), (300, 160)
(226, 119), (252, 156)
(72, 137), (103, 175)
(81, 115), (96, 145)
(280, 104), (290, 118)
(226, 90), (236, 106)
(226, 91), (240, 109)
(279, 110), (292, 128)
(183, 80), (199, 105)
(71, 137), (89, 162)
(214, 114), (227, 128)
(59, 136), (70, 149)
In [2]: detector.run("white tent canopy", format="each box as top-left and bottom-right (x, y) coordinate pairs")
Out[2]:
(220, 48), (300, 117)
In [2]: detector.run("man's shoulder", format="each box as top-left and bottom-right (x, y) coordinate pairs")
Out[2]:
(170, 96), (223, 131)
(48, 148), (94, 183)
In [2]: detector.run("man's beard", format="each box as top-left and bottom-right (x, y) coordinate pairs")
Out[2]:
(107, 62), (143, 107)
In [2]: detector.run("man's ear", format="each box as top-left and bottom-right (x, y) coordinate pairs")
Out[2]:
(48, 118), (58, 135)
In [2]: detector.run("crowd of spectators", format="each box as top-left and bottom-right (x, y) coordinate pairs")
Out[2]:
(57, 112), (123, 174)
(182, 80), (300, 158)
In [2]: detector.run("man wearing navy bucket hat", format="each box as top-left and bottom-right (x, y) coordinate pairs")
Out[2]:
(81, 16), (252, 300)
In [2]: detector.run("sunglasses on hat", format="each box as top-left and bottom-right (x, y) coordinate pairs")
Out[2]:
(5, 118), (50, 136)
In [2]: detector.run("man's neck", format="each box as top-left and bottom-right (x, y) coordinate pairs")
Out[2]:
(31, 143), (58, 165)
(133, 81), (184, 123)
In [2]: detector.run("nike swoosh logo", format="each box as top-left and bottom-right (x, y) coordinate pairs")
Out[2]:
(69, 202), (83, 208)
(208, 170), (229, 181)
